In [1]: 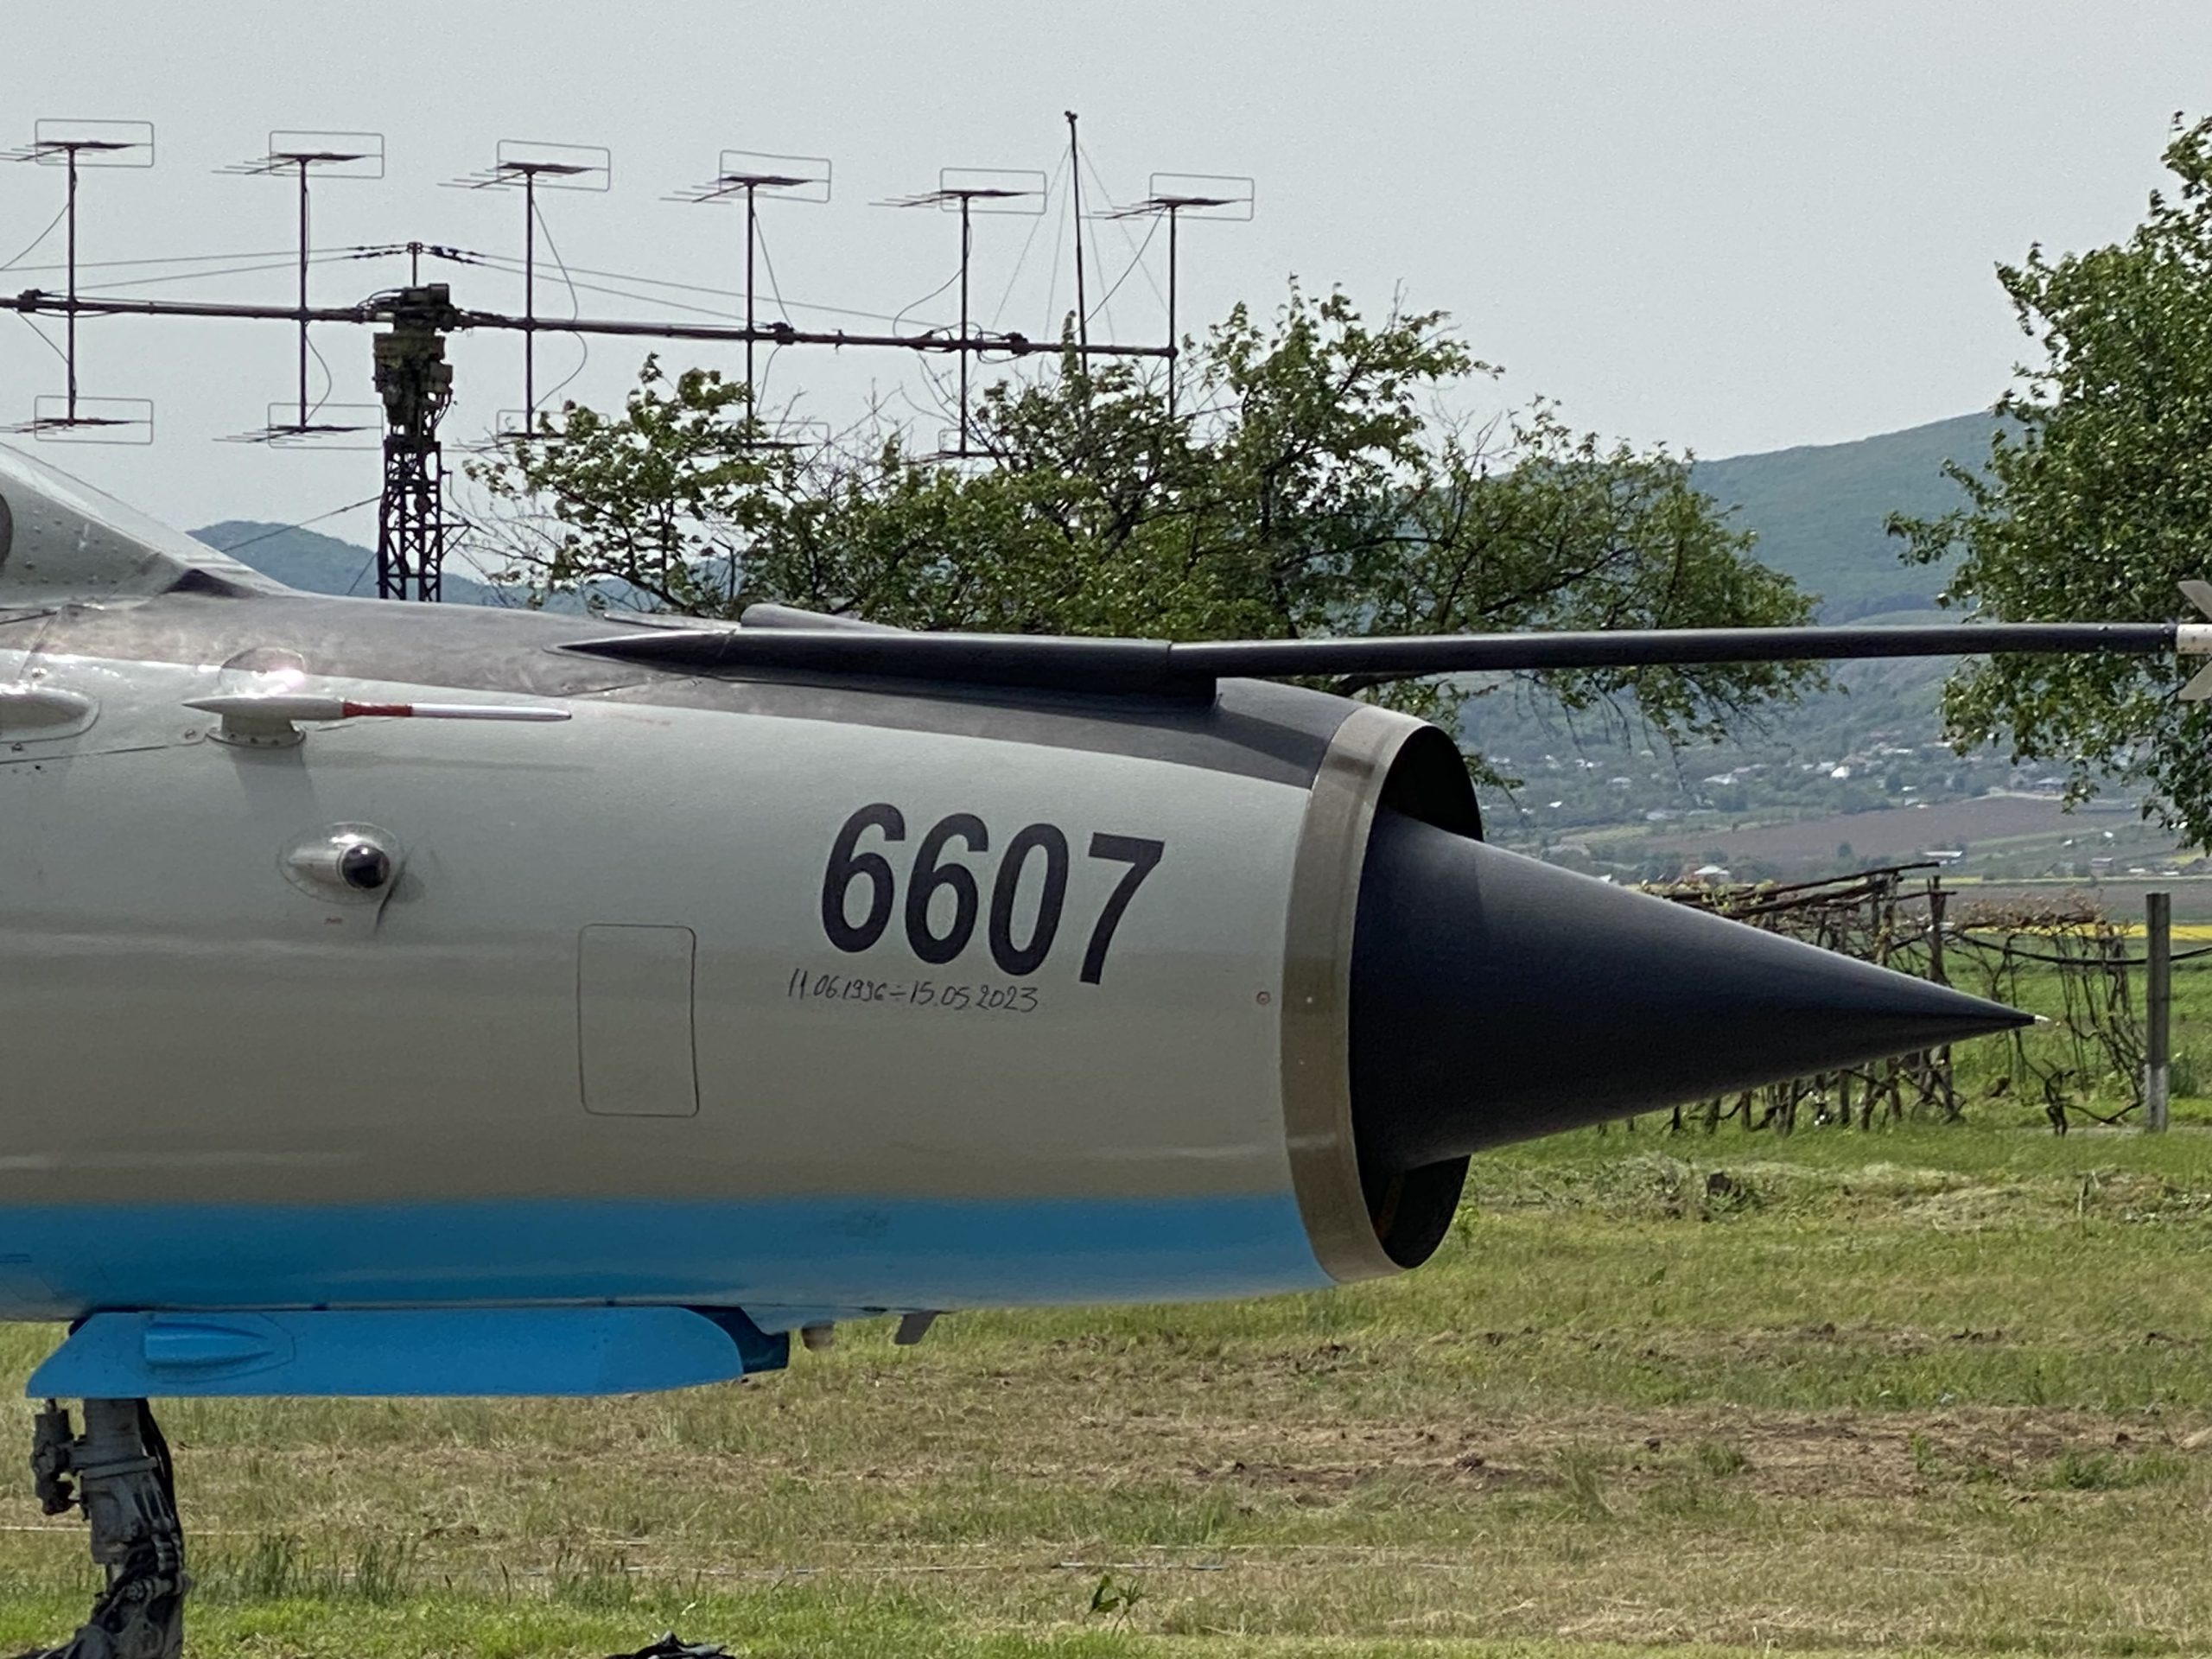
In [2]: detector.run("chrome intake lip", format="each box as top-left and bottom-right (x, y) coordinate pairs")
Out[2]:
(1277, 704), (1478, 1284)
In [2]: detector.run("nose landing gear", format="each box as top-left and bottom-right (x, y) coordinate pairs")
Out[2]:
(23, 1399), (185, 1659)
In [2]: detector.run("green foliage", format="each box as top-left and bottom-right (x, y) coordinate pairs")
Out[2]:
(468, 361), (778, 616)
(1086, 1572), (1146, 1627)
(1889, 117), (2212, 842)
(471, 283), (1818, 783)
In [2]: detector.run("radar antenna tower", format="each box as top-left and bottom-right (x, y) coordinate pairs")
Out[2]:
(442, 141), (611, 429)
(668, 149), (830, 405)
(880, 168), (1046, 458)
(0, 118), (1224, 602)
(0, 120), (155, 440)
(1107, 173), (1254, 415)
(371, 283), (460, 602)
(216, 130), (385, 445)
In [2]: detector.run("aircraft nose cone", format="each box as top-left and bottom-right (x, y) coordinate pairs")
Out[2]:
(1349, 810), (2031, 1179)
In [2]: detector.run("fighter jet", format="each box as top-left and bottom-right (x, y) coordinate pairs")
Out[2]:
(0, 442), (2195, 1657)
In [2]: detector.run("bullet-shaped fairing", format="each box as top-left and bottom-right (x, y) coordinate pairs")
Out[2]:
(1349, 811), (2033, 1178)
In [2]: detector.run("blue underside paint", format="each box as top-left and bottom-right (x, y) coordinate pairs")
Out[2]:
(0, 1192), (1326, 1324)
(29, 1306), (791, 1398)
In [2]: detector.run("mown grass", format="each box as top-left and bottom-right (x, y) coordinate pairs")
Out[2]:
(10, 1126), (2212, 1655)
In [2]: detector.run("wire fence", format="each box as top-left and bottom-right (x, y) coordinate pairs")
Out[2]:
(1639, 864), (2188, 1135)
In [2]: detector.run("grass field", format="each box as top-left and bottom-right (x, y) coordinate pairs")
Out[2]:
(10, 1123), (2212, 1656)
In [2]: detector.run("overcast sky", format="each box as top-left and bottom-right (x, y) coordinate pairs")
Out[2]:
(2, 1), (2207, 550)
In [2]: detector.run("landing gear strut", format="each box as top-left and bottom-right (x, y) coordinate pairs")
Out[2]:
(22, 1399), (185, 1659)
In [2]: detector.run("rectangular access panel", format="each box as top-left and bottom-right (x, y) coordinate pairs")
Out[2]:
(576, 925), (700, 1117)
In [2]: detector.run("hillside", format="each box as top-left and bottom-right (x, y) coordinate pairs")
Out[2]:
(1689, 410), (1999, 620)
(189, 521), (535, 610)
(1460, 410), (2174, 880)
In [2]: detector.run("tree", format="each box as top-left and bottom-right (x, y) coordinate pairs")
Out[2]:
(1889, 117), (2212, 842)
(472, 283), (1817, 785)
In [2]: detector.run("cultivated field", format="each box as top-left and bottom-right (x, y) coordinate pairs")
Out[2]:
(6, 1118), (2212, 1657)
(1606, 793), (2185, 880)
(1968, 874), (2212, 924)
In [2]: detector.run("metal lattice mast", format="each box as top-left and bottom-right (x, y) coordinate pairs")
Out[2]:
(372, 285), (458, 601)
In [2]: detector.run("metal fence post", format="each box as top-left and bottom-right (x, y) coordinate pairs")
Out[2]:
(2146, 891), (2171, 1133)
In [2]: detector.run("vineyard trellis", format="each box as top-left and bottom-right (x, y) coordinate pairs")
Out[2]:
(1639, 863), (2183, 1135)
(1943, 897), (2141, 1133)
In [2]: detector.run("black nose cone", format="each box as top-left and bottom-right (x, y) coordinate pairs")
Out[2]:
(1350, 810), (2031, 1180)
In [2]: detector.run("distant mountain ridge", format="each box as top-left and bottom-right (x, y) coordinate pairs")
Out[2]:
(188, 521), (550, 611)
(1690, 410), (1997, 621)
